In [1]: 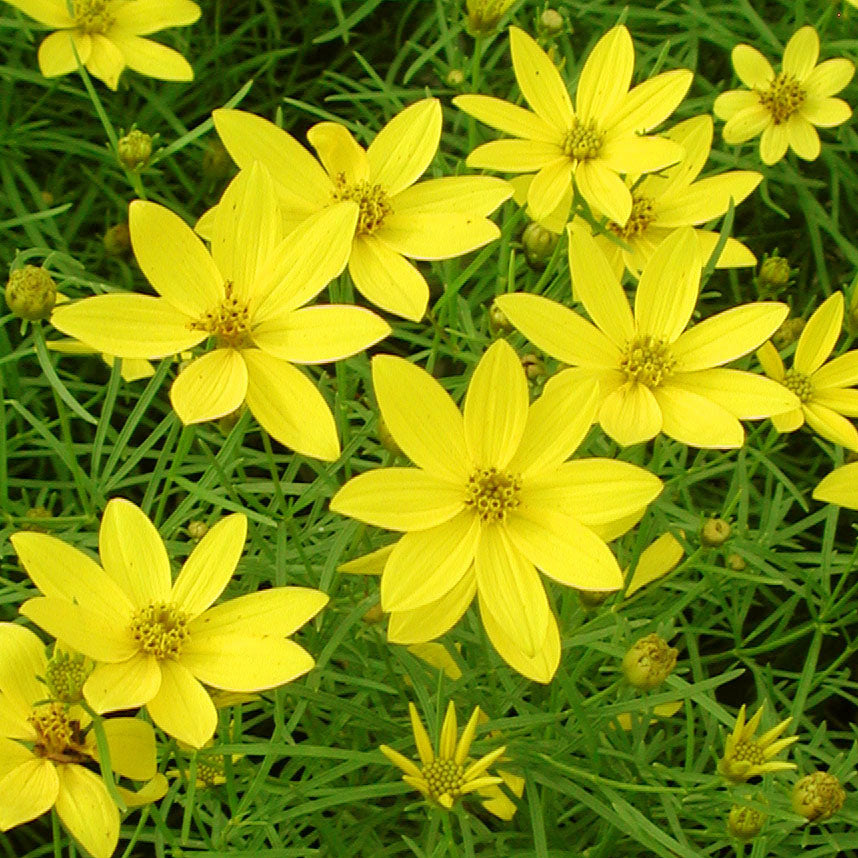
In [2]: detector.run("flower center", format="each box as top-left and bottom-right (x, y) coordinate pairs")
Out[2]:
(781, 368), (813, 402)
(619, 335), (676, 387)
(731, 739), (766, 765)
(29, 702), (89, 764)
(465, 467), (522, 523)
(756, 73), (806, 125)
(129, 602), (190, 659)
(45, 651), (91, 704)
(332, 174), (392, 235)
(422, 757), (466, 801)
(190, 281), (253, 348)
(73, 0), (115, 33)
(197, 755), (226, 787)
(562, 119), (605, 161)
(608, 195), (655, 240)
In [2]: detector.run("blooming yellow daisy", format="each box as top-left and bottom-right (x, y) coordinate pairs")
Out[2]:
(714, 26), (854, 165)
(51, 164), (390, 460)
(206, 99), (512, 321)
(331, 340), (662, 679)
(718, 703), (797, 783)
(6, 0), (200, 90)
(757, 293), (858, 450)
(454, 26), (691, 225)
(0, 624), (160, 858)
(380, 702), (506, 811)
(11, 498), (329, 748)
(813, 462), (858, 509)
(495, 226), (800, 448)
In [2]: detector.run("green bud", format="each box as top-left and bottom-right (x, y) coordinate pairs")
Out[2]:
(758, 255), (791, 294)
(5, 266), (57, 321)
(622, 633), (678, 691)
(727, 805), (766, 840)
(726, 552), (746, 571)
(521, 353), (545, 380)
(445, 69), (465, 87)
(45, 648), (92, 704)
(489, 302), (513, 333)
(792, 771), (846, 822)
(465, 0), (516, 35)
(117, 129), (153, 171)
(701, 517), (731, 547)
(576, 588), (609, 610)
(202, 139), (234, 180)
(188, 520), (209, 541)
(103, 222), (131, 256)
(772, 317), (805, 349)
(539, 9), (564, 34)
(522, 221), (558, 269)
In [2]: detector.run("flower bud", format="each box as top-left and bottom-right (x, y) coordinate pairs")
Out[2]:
(377, 414), (403, 456)
(791, 771), (846, 822)
(445, 69), (465, 87)
(539, 9), (564, 34)
(727, 804), (766, 840)
(576, 588), (609, 609)
(522, 221), (558, 269)
(727, 552), (746, 571)
(772, 317), (805, 348)
(45, 648), (92, 704)
(41, 190), (55, 207)
(117, 129), (153, 171)
(362, 602), (385, 624)
(103, 222), (132, 256)
(622, 633), (678, 690)
(757, 255), (790, 295)
(5, 265), (57, 321)
(465, 0), (516, 35)
(188, 520), (209, 541)
(202, 139), (233, 180)
(521, 353), (545, 380)
(488, 302), (513, 333)
(701, 517), (731, 547)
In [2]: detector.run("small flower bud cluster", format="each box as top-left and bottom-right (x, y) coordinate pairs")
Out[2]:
(117, 129), (153, 170)
(622, 633), (678, 690)
(5, 266), (57, 321)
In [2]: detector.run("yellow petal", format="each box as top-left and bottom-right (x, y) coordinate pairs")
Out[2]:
(99, 498), (171, 609)
(576, 25), (633, 120)
(38, 30), (89, 76)
(50, 294), (205, 359)
(672, 302), (789, 371)
(306, 122), (369, 184)
(380, 744), (422, 779)
(655, 172), (762, 227)
(813, 462), (858, 509)
(100, 717), (157, 781)
(83, 655), (162, 713)
(813, 351), (858, 389)
(171, 513), (247, 618)
(654, 383), (744, 448)
(574, 159), (632, 225)
(815, 388), (858, 418)
(0, 738), (35, 779)
(512, 173), (572, 232)
(408, 702), (434, 766)
(800, 96), (852, 127)
(646, 114), (712, 196)
(242, 349), (339, 460)
(117, 773), (168, 807)
(380, 512), (480, 612)
(146, 659), (216, 748)
(0, 623), (46, 716)
(526, 159), (573, 222)
(609, 69), (692, 135)
(453, 94), (559, 142)
(772, 407), (804, 432)
(673, 369), (799, 419)
(713, 90), (759, 121)
(330, 468), (464, 531)
(598, 383), (663, 446)
(466, 139), (565, 172)
(439, 702), (457, 761)
(347, 235), (429, 321)
(795, 293), (843, 375)
(392, 175), (513, 216)
(787, 116), (820, 160)
(760, 123), (789, 165)
(695, 232), (757, 269)
(367, 98), (441, 196)
(375, 212), (500, 260)
(109, 33), (193, 81)
(508, 26), (572, 127)
(7, 0), (72, 26)
(782, 26), (818, 82)
(463, 340), (528, 469)
(170, 349), (249, 425)
(387, 570), (476, 644)
(0, 758), (58, 830)
(804, 58), (854, 99)
(723, 105), (771, 145)
(55, 764), (118, 858)
(599, 134), (682, 175)
(804, 402), (858, 450)
(112, 0), (200, 33)
(757, 341), (785, 381)
(372, 354), (469, 482)
(625, 533), (684, 597)
(338, 544), (393, 576)
(454, 706), (480, 765)
(86, 34), (125, 90)
(732, 44), (774, 88)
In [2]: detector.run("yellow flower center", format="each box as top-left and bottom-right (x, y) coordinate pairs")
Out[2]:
(465, 467), (521, 523)
(730, 738), (766, 766)
(332, 174), (392, 235)
(422, 757), (466, 801)
(197, 755), (226, 787)
(129, 602), (190, 659)
(73, 0), (115, 34)
(608, 195), (656, 240)
(44, 651), (91, 704)
(29, 702), (89, 764)
(757, 73), (806, 125)
(782, 368), (813, 402)
(190, 281), (253, 348)
(562, 119), (604, 161)
(619, 335), (676, 387)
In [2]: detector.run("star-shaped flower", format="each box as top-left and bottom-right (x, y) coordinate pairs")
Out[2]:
(718, 703), (797, 783)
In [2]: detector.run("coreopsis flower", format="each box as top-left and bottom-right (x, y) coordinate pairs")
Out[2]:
(495, 226), (799, 448)
(331, 340), (662, 680)
(454, 26), (691, 225)
(51, 164), (390, 460)
(380, 702), (506, 811)
(757, 293), (858, 451)
(5, 0), (201, 90)
(718, 703), (798, 782)
(714, 26), (854, 165)
(813, 461), (858, 509)
(0, 623), (161, 858)
(11, 498), (329, 748)
(206, 99), (512, 321)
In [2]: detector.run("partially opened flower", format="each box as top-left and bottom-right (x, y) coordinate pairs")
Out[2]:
(813, 461), (858, 509)
(496, 226), (799, 448)
(718, 703), (797, 782)
(758, 293), (858, 450)
(207, 99), (512, 320)
(455, 26), (691, 225)
(0, 624), (161, 858)
(714, 26), (854, 165)
(12, 498), (329, 748)
(5, 0), (201, 90)
(331, 340), (662, 680)
(380, 702), (506, 811)
(51, 164), (390, 460)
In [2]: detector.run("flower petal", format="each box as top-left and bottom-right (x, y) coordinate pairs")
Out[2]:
(772, 408), (804, 433)
(599, 135), (683, 175)
(722, 105), (771, 145)
(466, 139), (564, 172)
(509, 26), (572, 127)
(99, 718), (157, 781)
(145, 659), (216, 748)
(804, 402), (858, 451)
(813, 462), (858, 509)
(526, 159), (573, 222)
(330, 468), (465, 531)
(817, 387), (858, 417)
(38, 31), (90, 76)
(242, 349), (340, 460)
(655, 172), (762, 226)
(0, 624), (46, 716)
(0, 738), (35, 779)
(83, 655), (162, 713)
(109, 33), (193, 82)
(387, 570), (476, 644)
(732, 44), (774, 88)
(453, 94), (560, 142)
(171, 513), (247, 618)
(800, 97), (852, 127)
(392, 175), (513, 216)
(625, 533), (684, 596)
(804, 59), (854, 99)
(6, 0), (72, 26)
(813, 350), (858, 389)
(653, 383), (744, 448)
(787, 116), (820, 160)
(576, 25), (634, 120)
(170, 349), (249, 425)
(759, 123), (789, 165)
(0, 758), (59, 831)
(671, 369), (799, 418)
(574, 159), (632, 225)
(375, 212), (500, 260)
(609, 69), (692, 135)
(782, 26), (818, 82)
(463, 340), (528, 469)
(598, 383), (663, 446)
(713, 89), (758, 121)
(85, 34), (125, 90)
(757, 341), (785, 381)
(306, 122), (369, 184)
(112, 0), (200, 33)
(795, 293), (843, 375)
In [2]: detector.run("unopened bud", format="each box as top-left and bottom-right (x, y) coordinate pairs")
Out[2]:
(465, 0), (516, 35)
(5, 266), (57, 321)
(727, 805), (766, 840)
(521, 353), (545, 380)
(791, 771), (846, 822)
(202, 139), (233, 180)
(726, 552), (746, 571)
(117, 129), (153, 171)
(577, 588), (609, 609)
(377, 414), (403, 456)
(772, 317), (805, 348)
(701, 517), (731, 547)
(758, 255), (791, 293)
(188, 520), (209, 541)
(40, 190), (55, 207)
(23, 506), (53, 533)
(218, 406), (243, 434)
(103, 222), (132, 256)
(489, 302), (513, 333)
(622, 633), (678, 690)
(445, 69), (465, 87)
(522, 221), (558, 269)
(362, 603), (385, 624)
(45, 648), (92, 704)
(539, 9), (564, 34)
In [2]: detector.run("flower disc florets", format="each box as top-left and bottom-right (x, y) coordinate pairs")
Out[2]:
(190, 281), (253, 348)
(465, 467), (522, 523)
(29, 702), (88, 763)
(45, 650), (92, 704)
(620, 335), (675, 387)
(609, 196), (656, 240)
(422, 757), (466, 801)
(130, 602), (191, 659)
(562, 119), (605, 161)
(782, 368), (813, 402)
(332, 174), (392, 234)
(791, 770), (846, 821)
(757, 73), (806, 124)
(73, 0), (115, 33)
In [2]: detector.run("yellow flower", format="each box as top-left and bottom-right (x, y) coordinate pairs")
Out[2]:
(11, 498), (329, 748)
(495, 226), (799, 448)
(51, 164), (390, 460)
(813, 461), (858, 509)
(465, 0), (516, 35)
(331, 340), (662, 681)
(757, 293), (858, 450)
(380, 702), (507, 811)
(0, 623), (160, 858)
(6, 0), (200, 90)
(718, 703), (798, 782)
(206, 99), (512, 321)
(455, 26), (691, 225)
(714, 26), (854, 165)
